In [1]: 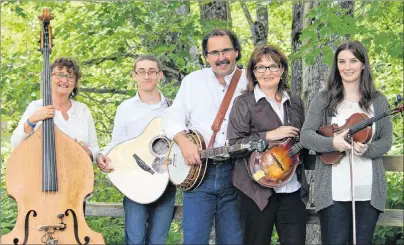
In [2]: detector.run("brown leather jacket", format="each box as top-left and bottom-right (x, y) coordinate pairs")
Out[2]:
(227, 91), (311, 210)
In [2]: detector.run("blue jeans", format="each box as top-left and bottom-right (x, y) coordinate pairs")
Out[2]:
(318, 201), (380, 245)
(123, 184), (176, 244)
(183, 162), (243, 244)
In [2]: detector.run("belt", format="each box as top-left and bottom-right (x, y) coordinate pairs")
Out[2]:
(207, 158), (233, 165)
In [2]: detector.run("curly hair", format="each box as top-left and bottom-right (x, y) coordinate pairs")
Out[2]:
(50, 57), (82, 98)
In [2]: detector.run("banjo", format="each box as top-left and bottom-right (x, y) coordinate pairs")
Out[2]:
(167, 129), (268, 191)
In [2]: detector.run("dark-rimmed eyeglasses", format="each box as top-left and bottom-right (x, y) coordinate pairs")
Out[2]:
(254, 65), (281, 73)
(207, 48), (235, 56)
(52, 72), (75, 81)
(133, 70), (160, 77)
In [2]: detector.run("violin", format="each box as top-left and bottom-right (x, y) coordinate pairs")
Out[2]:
(1, 8), (104, 245)
(318, 101), (403, 165)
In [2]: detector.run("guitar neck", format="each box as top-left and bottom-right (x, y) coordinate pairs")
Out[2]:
(200, 144), (247, 159)
(349, 111), (389, 135)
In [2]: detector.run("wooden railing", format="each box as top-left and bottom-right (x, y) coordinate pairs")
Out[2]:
(85, 155), (403, 227)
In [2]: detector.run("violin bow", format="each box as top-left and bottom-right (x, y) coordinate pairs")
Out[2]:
(348, 135), (357, 245)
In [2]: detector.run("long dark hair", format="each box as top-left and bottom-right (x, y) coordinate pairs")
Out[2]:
(50, 57), (81, 99)
(325, 40), (377, 116)
(246, 44), (289, 97)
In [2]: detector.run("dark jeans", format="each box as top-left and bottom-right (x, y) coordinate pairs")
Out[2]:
(318, 201), (380, 245)
(182, 162), (243, 245)
(123, 184), (176, 245)
(238, 189), (306, 245)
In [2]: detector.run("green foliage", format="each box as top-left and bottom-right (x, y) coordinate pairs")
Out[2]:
(1, 1), (403, 244)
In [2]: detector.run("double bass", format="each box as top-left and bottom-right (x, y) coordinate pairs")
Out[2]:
(1, 8), (104, 245)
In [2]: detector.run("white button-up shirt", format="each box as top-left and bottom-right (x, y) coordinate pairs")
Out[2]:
(102, 91), (169, 154)
(11, 99), (100, 160)
(162, 67), (248, 148)
(254, 85), (301, 193)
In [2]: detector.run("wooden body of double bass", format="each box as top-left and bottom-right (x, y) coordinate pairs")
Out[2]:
(1, 126), (105, 245)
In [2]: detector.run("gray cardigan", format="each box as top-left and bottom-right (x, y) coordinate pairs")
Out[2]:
(300, 90), (392, 212)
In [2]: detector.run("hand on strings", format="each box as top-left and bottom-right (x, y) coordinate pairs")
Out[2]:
(29, 105), (56, 124)
(265, 126), (300, 141)
(333, 129), (351, 152)
(175, 133), (201, 165)
(353, 141), (368, 156)
(96, 153), (114, 173)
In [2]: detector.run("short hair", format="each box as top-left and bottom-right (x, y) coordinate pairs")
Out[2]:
(201, 29), (242, 61)
(133, 55), (162, 71)
(50, 57), (81, 98)
(246, 44), (289, 93)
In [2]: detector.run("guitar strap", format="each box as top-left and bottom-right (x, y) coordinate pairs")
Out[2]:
(207, 68), (242, 149)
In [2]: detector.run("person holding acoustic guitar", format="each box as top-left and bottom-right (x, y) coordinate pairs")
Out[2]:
(96, 55), (176, 245)
(11, 57), (98, 160)
(300, 40), (393, 244)
(227, 44), (309, 245)
(162, 29), (247, 244)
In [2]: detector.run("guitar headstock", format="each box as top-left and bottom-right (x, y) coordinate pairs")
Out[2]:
(248, 139), (268, 153)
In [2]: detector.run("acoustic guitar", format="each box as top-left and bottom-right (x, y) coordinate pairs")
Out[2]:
(106, 117), (171, 204)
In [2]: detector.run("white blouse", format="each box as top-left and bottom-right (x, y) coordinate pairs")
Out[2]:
(331, 100), (375, 201)
(10, 99), (100, 161)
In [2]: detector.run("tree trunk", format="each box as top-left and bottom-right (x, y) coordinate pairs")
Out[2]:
(199, 1), (232, 30)
(240, 1), (268, 46)
(290, 2), (304, 97)
(254, 2), (268, 45)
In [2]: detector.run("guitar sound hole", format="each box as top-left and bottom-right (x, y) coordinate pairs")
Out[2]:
(150, 136), (170, 157)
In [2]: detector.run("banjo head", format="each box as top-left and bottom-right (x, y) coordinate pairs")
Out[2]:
(167, 143), (191, 185)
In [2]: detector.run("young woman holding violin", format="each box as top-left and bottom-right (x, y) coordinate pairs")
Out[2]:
(301, 40), (392, 244)
(227, 44), (310, 245)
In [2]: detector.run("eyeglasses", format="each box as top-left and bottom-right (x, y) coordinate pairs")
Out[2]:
(134, 70), (159, 77)
(52, 72), (75, 81)
(254, 65), (281, 73)
(207, 48), (235, 56)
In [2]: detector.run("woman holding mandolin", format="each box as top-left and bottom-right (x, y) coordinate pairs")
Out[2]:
(300, 40), (393, 244)
(227, 44), (309, 245)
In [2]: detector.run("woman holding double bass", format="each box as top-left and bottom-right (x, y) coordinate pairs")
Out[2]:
(227, 44), (309, 245)
(300, 40), (393, 245)
(3, 9), (104, 245)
